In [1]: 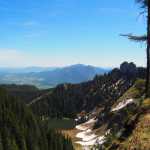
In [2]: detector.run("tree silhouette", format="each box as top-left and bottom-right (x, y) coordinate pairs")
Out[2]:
(121, 0), (150, 97)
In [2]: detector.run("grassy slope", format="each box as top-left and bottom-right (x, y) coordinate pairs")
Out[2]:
(118, 99), (150, 150)
(63, 80), (146, 150)
(101, 79), (150, 150)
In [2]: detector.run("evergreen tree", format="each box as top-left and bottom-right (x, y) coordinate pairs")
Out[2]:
(0, 88), (74, 150)
(121, 0), (150, 97)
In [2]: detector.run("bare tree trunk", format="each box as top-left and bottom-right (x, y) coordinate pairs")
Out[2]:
(146, 0), (150, 97)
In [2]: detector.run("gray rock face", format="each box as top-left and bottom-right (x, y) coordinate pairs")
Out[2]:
(120, 62), (137, 76)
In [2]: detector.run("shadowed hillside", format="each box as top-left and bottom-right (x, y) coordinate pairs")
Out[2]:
(0, 88), (74, 150)
(30, 62), (145, 118)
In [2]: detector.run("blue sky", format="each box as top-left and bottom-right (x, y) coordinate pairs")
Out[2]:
(0, 0), (146, 67)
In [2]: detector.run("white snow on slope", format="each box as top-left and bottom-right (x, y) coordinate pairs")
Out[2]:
(75, 138), (97, 146)
(85, 118), (97, 124)
(76, 130), (97, 142)
(76, 118), (97, 131)
(75, 98), (134, 149)
(76, 125), (89, 131)
(75, 117), (110, 148)
(111, 98), (134, 112)
(75, 131), (107, 146)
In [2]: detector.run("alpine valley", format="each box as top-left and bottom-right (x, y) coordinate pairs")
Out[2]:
(1, 62), (150, 150)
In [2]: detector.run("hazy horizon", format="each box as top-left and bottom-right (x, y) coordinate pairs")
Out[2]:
(0, 63), (112, 69)
(0, 62), (145, 69)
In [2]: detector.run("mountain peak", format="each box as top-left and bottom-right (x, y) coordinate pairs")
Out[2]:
(120, 62), (137, 75)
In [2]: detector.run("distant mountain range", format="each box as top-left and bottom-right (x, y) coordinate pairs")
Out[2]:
(0, 64), (111, 88)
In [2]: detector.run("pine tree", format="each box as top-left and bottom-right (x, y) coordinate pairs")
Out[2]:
(121, 0), (150, 97)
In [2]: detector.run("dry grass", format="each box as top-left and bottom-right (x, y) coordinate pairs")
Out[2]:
(119, 108), (150, 150)
(114, 79), (145, 105)
(61, 129), (83, 150)
(117, 96), (150, 150)
(142, 98), (150, 108)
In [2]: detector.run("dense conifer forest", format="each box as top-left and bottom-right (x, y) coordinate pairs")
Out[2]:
(0, 88), (74, 150)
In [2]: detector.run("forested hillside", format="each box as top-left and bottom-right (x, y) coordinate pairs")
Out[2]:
(91, 79), (150, 150)
(0, 88), (74, 150)
(30, 62), (145, 119)
(0, 84), (48, 104)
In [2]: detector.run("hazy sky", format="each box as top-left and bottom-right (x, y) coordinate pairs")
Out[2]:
(0, 0), (146, 67)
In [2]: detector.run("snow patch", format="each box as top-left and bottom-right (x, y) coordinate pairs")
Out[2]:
(75, 138), (97, 146)
(111, 98), (134, 112)
(75, 133), (107, 146)
(84, 118), (97, 124)
(75, 118), (97, 131)
(75, 118), (110, 149)
(76, 125), (89, 131)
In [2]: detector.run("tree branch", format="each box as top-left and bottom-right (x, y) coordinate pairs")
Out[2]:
(120, 34), (147, 42)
